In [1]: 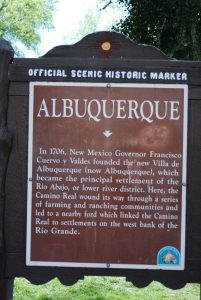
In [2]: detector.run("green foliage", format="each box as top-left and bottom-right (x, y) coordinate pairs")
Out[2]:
(64, 8), (100, 45)
(0, 0), (57, 52)
(112, 0), (201, 60)
(14, 277), (200, 300)
(64, 2), (127, 46)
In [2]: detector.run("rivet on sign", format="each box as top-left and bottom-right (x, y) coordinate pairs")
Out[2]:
(107, 83), (111, 88)
(29, 178), (32, 182)
(101, 41), (111, 51)
(106, 263), (110, 268)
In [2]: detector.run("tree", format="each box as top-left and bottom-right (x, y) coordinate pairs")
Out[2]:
(110, 0), (201, 60)
(0, 0), (57, 54)
(64, 8), (100, 45)
(64, 1), (126, 45)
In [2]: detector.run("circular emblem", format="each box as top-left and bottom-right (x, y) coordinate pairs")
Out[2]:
(101, 41), (111, 51)
(157, 246), (180, 265)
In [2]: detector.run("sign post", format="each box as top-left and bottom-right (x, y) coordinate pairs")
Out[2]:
(0, 39), (14, 300)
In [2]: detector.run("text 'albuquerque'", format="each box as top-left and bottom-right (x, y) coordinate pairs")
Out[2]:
(36, 97), (181, 123)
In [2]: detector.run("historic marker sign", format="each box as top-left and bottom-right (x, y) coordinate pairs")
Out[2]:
(27, 82), (188, 270)
(1, 32), (201, 298)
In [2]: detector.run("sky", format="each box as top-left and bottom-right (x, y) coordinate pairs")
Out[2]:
(26, 0), (126, 57)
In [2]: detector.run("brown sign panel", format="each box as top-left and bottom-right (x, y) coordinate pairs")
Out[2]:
(26, 82), (188, 270)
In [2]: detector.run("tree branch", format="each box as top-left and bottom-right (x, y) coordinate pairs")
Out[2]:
(0, 0), (8, 12)
(100, 0), (112, 10)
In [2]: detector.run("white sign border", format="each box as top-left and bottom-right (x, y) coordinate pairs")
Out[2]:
(26, 82), (188, 270)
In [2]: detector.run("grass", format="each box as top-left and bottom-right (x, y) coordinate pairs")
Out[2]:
(13, 276), (200, 300)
